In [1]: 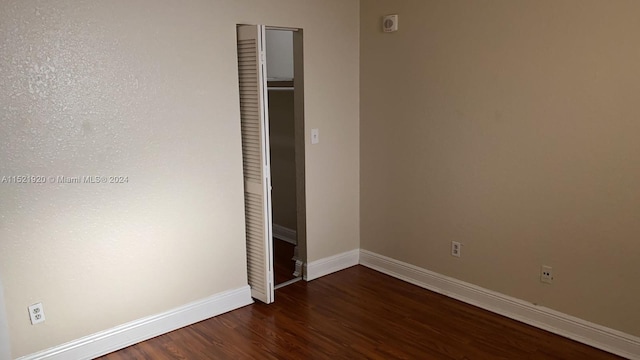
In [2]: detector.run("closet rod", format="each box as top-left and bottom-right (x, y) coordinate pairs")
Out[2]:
(265, 26), (299, 32)
(267, 87), (294, 91)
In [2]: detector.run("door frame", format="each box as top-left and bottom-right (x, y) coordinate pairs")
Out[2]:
(291, 28), (307, 280)
(265, 25), (307, 282)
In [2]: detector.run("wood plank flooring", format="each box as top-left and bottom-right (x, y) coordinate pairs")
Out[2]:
(98, 266), (623, 359)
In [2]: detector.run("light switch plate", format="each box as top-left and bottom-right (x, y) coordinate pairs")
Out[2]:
(311, 128), (319, 144)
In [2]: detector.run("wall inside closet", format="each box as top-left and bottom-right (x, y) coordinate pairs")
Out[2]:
(266, 29), (299, 285)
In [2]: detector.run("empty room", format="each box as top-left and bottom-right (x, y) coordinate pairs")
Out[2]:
(0, 0), (638, 359)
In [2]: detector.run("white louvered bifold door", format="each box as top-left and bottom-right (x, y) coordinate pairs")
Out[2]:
(236, 25), (274, 304)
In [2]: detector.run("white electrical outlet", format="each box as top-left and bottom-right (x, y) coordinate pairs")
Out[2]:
(540, 265), (553, 284)
(28, 303), (45, 325)
(451, 241), (461, 257)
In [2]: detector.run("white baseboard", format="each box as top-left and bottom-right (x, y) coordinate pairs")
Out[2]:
(17, 250), (638, 359)
(304, 249), (359, 281)
(359, 250), (640, 360)
(273, 224), (297, 245)
(18, 286), (253, 360)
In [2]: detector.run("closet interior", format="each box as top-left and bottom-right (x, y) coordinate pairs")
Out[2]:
(265, 29), (302, 288)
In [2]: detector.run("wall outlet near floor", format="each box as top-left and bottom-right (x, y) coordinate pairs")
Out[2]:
(540, 265), (553, 284)
(28, 303), (46, 325)
(451, 241), (461, 257)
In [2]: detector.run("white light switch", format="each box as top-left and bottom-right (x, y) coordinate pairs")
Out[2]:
(311, 128), (319, 144)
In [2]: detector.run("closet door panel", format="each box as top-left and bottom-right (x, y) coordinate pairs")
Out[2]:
(237, 24), (274, 304)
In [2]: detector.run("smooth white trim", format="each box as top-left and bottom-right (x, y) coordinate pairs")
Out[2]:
(272, 224), (297, 245)
(0, 278), (11, 360)
(18, 286), (253, 360)
(359, 250), (640, 360)
(274, 277), (302, 290)
(304, 249), (359, 281)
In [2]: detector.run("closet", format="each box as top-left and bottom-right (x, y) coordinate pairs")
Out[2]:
(236, 25), (306, 303)
(265, 29), (303, 289)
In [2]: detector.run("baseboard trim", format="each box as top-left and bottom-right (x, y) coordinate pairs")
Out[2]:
(18, 286), (253, 360)
(359, 250), (640, 359)
(273, 224), (297, 245)
(304, 249), (360, 281)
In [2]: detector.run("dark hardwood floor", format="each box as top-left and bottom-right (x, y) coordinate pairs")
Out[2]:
(98, 266), (623, 359)
(273, 238), (297, 285)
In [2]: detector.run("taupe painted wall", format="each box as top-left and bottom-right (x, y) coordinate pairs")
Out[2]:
(266, 29), (298, 232)
(266, 30), (294, 80)
(0, 0), (359, 357)
(269, 89), (298, 231)
(360, 0), (640, 337)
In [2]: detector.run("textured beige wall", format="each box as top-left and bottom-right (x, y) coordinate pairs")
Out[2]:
(0, 0), (359, 357)
(361, 0), (640, 337)
(0, 277), (10, 360)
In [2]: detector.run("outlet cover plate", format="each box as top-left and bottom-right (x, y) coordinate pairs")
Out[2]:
(28, 303), (45, 325)
(540, 265), (553, 284)
(451, 241), (461, 257)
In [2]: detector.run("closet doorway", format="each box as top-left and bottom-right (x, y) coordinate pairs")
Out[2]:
(236, 25), (306, 304)
(265, 28), (305, 290)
